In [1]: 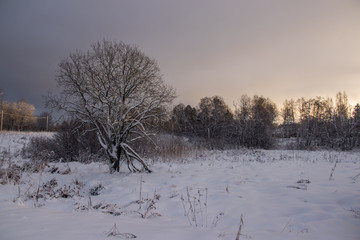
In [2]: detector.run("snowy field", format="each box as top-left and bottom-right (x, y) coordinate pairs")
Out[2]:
(0, 132), (359, 240)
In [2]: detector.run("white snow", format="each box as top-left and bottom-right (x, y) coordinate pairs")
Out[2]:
(0, 132), (359, 240)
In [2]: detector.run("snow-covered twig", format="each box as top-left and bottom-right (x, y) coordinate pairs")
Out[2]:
(34, 171), (43, 208)
(329, 161), (338, 180)
(106, 224), (136, 239)
(352, 172), (360, 182)
(281, 217), (292, 233)
(139, 175), (143, 209)
(211, 212), (224, 228)
(235, 214), (244, 240)
(180, 187), (208, 227)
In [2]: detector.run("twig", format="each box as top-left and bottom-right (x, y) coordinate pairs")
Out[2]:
(88, 196), (92, 208)
(198, 189), (203, 227)
(107, 223), (136, 239)
(235, 214), (244, 240)
(281, 217), (292, 233)
(329, 161), (338, 180)
(17, 186), (21, 200)
(5, 168), (10, 185)
(181, 187), (209, 227)
(205, 188), (208, 228)
(142, 192), (159, 219)
(180, 194), (192, 226)
(192, 192), (197, 227)
(211, 212), (224, 228)
(34, 171), (43, 208)
(186, 187), (196, 226)
(352, 172), (360, 182)
(139, 175), (143, 209)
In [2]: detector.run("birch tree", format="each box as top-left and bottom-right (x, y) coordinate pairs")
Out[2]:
(48, 40), (176, 173)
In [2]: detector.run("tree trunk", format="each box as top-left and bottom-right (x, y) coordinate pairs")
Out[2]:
(107, 144), (152, 174)
(113, 158), (120, 172)
(109, 155), (120, 173)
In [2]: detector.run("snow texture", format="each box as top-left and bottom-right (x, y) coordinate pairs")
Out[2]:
(0, 132), (359, 240)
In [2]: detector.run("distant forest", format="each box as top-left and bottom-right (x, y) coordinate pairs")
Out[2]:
(168, 92), (360, 151)
(1, 89), (360, 151)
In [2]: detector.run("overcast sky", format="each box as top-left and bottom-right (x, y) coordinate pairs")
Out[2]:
(1, 0), (360, 114)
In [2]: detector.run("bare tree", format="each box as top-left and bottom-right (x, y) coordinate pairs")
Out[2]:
(332, 92), (353, 149)
(251, 95), (278, 148)
(280, 99), (297, 138)
(48, 40), (176, 173)
(281, 99), (296, 124)
(197, 96), (233, 140)
(287, 92), (357, 150)
(12, 99), (36, 131)
(234, 95), (252, 146)
(233, 95), (277, 148)
(353, 104), (360, 146)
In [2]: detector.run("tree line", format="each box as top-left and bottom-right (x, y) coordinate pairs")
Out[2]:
(280, 92), (360, 150)
(0, 89), (52, 131)
(167, 95), (276, 149)
(166, 92), (360, 151)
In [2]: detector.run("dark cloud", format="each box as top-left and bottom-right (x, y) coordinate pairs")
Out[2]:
(1, 0), (359, 114)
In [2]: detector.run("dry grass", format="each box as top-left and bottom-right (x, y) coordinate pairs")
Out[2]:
(133, 134), (206, 163)
(155, 135), (206, 163)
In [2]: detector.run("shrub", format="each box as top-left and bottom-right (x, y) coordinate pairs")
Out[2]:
(0, 164), (22, 185)
(24, 120), (106, 163)
(25, 120), (205, 165)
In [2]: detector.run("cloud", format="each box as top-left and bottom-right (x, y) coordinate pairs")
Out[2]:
(0, 0), (359, 114)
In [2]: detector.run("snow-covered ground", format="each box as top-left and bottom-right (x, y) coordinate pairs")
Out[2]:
(0, 132), (359, 240)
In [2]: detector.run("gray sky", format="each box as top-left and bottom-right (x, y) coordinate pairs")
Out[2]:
(1, 0), (360, 114)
